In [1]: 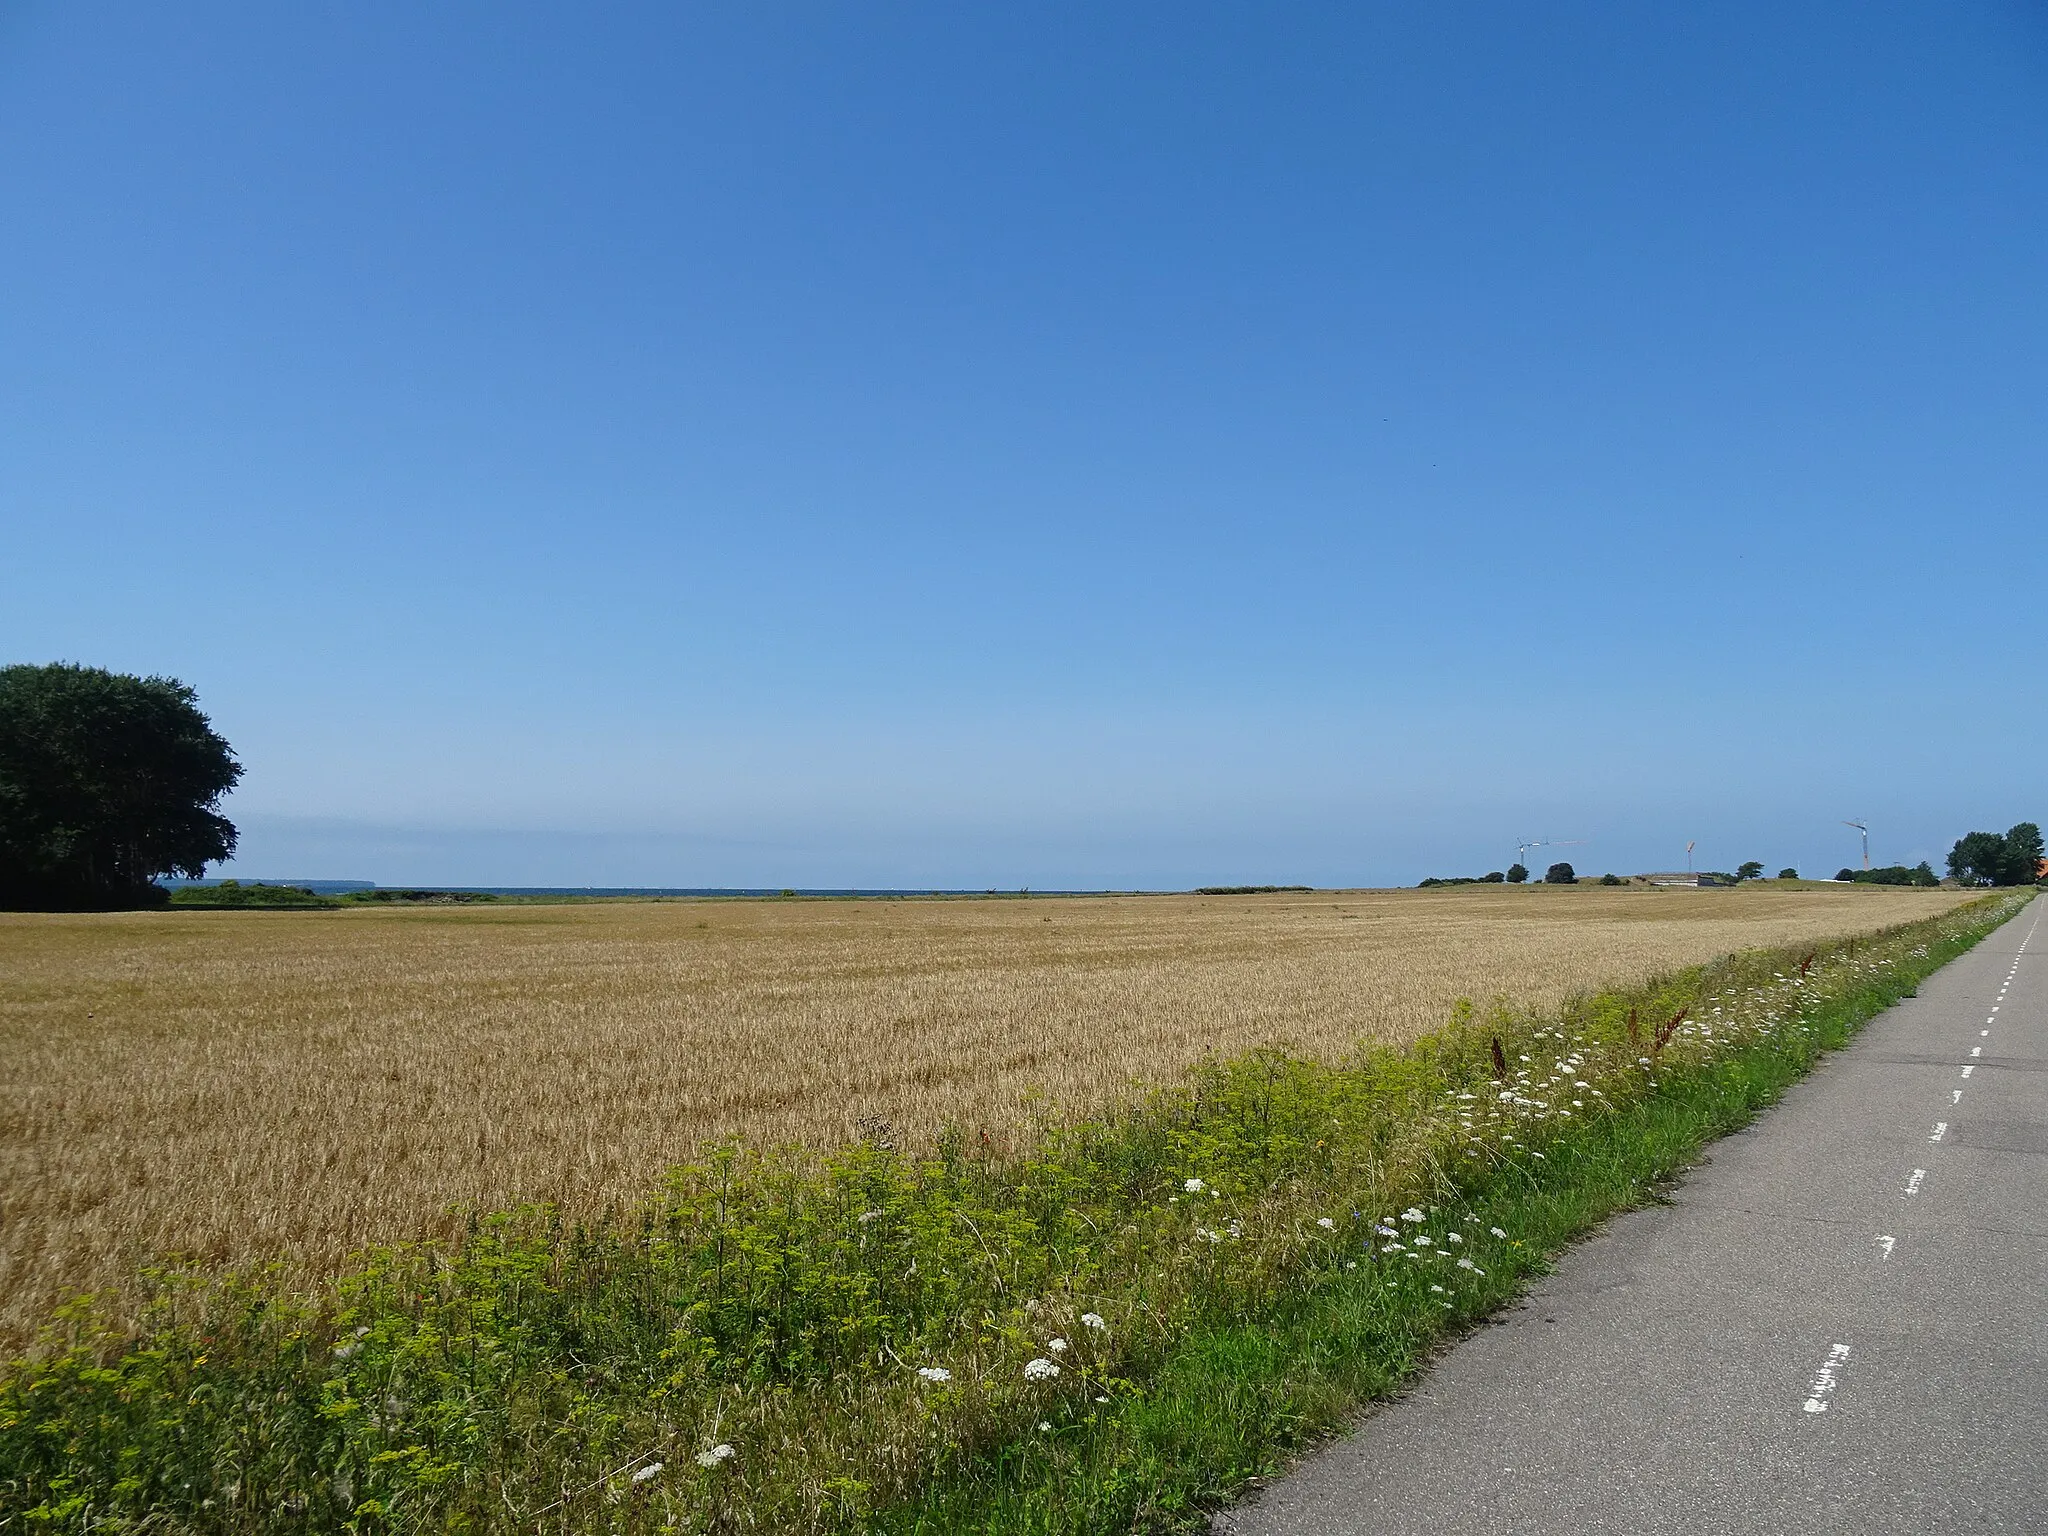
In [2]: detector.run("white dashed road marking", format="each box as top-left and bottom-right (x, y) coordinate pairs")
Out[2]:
(1876, 1235), (1896, 1259)
(1804, 1344), (1852, 1414)
(1904, 1169), (1926, 1196)
(1930, 1123), (1947, 1142)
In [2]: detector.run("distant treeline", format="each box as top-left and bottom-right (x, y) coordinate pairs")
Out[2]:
(1194, 885), (1313, 895)
(166, 882), (503, 910)
(1836, 863), (1940, 887)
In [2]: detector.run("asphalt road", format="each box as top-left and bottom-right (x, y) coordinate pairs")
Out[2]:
(1219, 897), (2048, 1536)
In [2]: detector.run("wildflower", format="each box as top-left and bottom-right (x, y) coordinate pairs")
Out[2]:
(1456, 1257), (1476, 1270)
(1375, 1223), (1400, 1237)
(1382, 1241), (1405, 1251)
(1490, 1227), (1508, 1239)
(1446, 1232), (1463, 1243)
(1400, 1208), (1426, 1223)
(1080, 1312), (1107, 1331)
(1184, 1178), (1206, 1194)
(1317, 1217), (1336, 1230)
(1197, 1227), (1222, 1244)
(1048, 1337), (1069, 1353)
(1413, 1237), (1432, 1247)
(1038, 1420), (1052, 1432)
(632, 1462), (664, 1484)
(695, 1444), (735, 1468)
(916, 1366), (952, 1383)
(1024, 1357), (1060, 1381)
(1095, 1395), (1111, 1404)
(1429, 1284), (1446, 1293)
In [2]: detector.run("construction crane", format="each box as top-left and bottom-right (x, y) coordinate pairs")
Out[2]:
(1842, 821), (1870, 871)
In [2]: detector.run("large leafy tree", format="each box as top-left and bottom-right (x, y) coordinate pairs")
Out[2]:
(0, 663), (241, 909)
(1947, 823), (2044, 888)
(2004, 822), (2045, 884)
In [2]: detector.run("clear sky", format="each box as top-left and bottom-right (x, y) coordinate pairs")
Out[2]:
(4, 2), (2044, 888)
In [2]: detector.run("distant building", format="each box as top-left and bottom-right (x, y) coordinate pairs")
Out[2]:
(1639, 872), (1734, 888)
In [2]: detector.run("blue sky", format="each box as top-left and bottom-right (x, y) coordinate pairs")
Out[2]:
(4, 2), (2044, 887)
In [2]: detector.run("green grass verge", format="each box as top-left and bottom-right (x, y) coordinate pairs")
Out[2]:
(0, 892), (2028, 1533)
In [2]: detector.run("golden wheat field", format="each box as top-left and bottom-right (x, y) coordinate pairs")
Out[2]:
(0, 883), (1966, 1346)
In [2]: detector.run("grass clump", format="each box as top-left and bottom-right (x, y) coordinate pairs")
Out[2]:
(0, 892), (2027, 1532)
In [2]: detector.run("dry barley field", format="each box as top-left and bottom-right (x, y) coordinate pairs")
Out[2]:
(0, 883), (1966, 1347)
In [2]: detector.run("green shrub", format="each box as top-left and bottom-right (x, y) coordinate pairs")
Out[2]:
(166, 880), (339, 909)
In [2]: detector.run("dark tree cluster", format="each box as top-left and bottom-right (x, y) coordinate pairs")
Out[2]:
(1947, 823), (2044, 888)
(1836, 862), (1940, 887)
(0, 663), (240, 910)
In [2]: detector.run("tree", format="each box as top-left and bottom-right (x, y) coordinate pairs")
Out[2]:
(2005, 822), (2045, 884)
(1778, 867), (1798, 880)
(1543, 861), (1576, 884)
(1505, 862), (1528, 884)
(1736, 861), (1764, 882)
(1948, 831), (2010, 888)
(0, 663), (240, 909)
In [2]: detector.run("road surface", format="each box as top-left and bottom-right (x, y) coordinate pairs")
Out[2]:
(1220, 897), (2046, 1535)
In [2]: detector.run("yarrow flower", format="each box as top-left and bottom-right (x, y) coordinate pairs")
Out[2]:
(695, 1444), (735, 1469)
(1080, 1313), (1107, 1331)
(1401, 1208), (1426, 1223)
(1024, 1357), (1060, 1381)
(1316, 1217), (1337, 1230)
(1184, 1178), (1206, 1194)
(1490, 1227), (1508, 1239)
(1048, 1337), (1069, 1353)
(632, 1462), (664, 1484)
(916, 1366), (952, 1383)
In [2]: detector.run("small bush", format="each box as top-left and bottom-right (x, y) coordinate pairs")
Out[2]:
(1778, 868), (1798, 881)
(1543, 862), (1576, 884)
